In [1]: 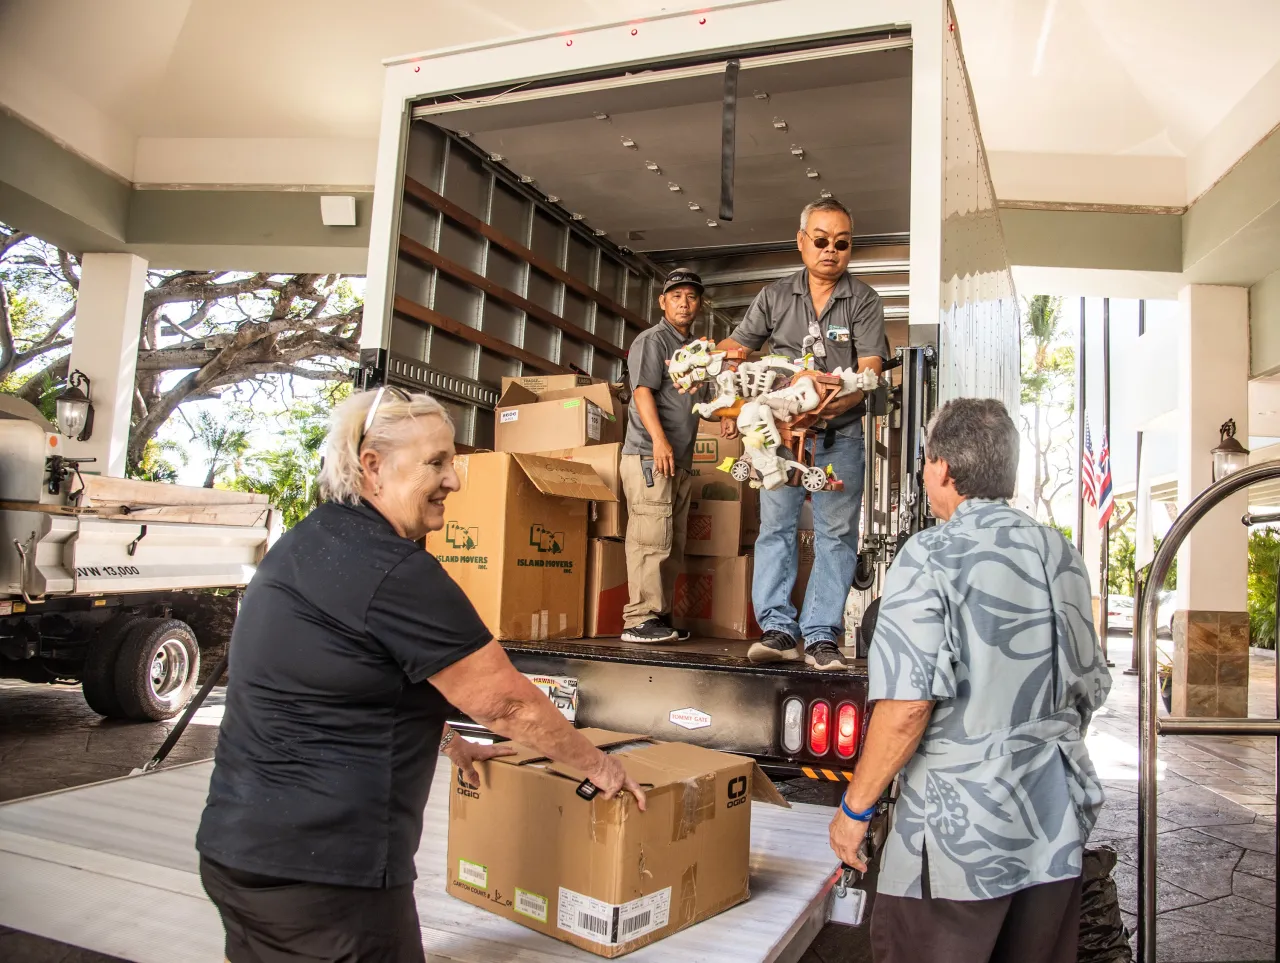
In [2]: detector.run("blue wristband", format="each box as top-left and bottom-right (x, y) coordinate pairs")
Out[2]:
(841, 798), (878, 822)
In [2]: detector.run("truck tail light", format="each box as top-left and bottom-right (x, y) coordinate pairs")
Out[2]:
(781, 697), (804, 753)
(808, 701), (831, 756)
(835, 702), (859, 758)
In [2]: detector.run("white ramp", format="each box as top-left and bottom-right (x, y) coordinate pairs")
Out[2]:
(0, 759), (840, 963)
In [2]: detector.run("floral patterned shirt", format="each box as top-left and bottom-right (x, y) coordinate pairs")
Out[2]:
(868, 499), (1111, 900)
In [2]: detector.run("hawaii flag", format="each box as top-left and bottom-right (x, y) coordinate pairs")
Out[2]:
(1096, 428), (1115, 530)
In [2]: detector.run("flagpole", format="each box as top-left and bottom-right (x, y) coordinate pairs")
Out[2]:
(1076, 297), (1087, 555)
(1100, 298), (1113, 666)
(1127, 430), (1144, 675)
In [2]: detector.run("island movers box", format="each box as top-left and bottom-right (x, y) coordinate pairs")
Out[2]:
(496, 382), (625, 453)
(446, 728), (788, 958)
(540, 443), (625, 539)
(426, 453), (615, 641)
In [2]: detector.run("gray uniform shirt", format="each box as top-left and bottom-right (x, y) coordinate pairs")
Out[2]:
(728, 269), (888, 427)
(869, 499), (1112, 901)
(622, 319), (700, 470)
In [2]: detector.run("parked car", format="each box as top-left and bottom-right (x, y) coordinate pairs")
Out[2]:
(1106, 592), (1176, 637)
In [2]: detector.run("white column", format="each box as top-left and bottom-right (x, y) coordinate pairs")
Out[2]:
(1176, 284), (1249, 612)
(66, 253), (148, 477)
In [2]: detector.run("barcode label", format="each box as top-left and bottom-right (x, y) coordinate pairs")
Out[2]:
(500, 410), (519, 423)
(515, 888), (548, 923)
(557, 886), (671, 946)
(587, 404), (602, 441)
(457, 859), (487, 890)
(619, 911), (651, 938)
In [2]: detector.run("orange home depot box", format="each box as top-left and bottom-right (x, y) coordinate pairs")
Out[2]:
(673, 556), (760, 640)
(447, 729), (788, 958)
(586, 539), (628, 638)
(540, 443), (625, 539)
(426, 453), (615, 641)
(496, 382), (625, 453)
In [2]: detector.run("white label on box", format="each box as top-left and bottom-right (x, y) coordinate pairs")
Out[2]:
(0, 601), (11, 616)
(458, 859), (488, 889)
(587, 404), (602, 441)
(515, 887), (549, 923)
(557, 887), (671, 946)
(524, 674), (577, 721)
(669, 707), (712, 730)
(500, 409), (519, 423)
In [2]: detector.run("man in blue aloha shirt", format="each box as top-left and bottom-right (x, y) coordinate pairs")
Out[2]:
(830, 397), (1111, 963)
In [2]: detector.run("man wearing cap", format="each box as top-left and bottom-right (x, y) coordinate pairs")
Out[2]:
(717, 197), (888, 670)
(619, 269), (706, 644)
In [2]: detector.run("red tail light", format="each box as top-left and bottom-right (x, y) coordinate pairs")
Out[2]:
(836, 702), (859, 758)
(808, 701), (831, 756)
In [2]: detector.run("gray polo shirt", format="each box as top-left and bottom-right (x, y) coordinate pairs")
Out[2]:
(622, 318), (700, 470)
(728, 269), (888, 427)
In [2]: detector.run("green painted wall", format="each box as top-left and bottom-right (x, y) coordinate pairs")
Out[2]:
(1252, 267), (1280, 377)
(1000, 207), (1183, 273)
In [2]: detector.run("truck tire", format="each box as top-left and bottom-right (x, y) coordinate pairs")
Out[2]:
(81, 616), (147, 718)
(113, 618), (200, 721)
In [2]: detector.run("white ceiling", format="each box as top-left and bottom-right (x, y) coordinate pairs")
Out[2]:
(2, 0), (1279, 205)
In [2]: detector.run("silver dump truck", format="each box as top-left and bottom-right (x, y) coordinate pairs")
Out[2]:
(0, 397), (274, 720)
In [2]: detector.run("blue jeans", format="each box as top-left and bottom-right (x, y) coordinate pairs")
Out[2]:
(753, 422), (865, 647)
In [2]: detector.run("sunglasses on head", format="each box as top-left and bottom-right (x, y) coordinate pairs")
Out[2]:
(359, 384), (410, 452)
(803, 231), (851, 252)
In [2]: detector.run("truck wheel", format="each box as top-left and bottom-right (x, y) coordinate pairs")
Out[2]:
(113, 618), (200, 721)
(82, 616), (146, 718)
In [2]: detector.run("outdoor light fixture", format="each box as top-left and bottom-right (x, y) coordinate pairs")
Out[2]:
(645, 160), (662, 173)
(688, 201), (702, 211)
(790, 145), (805, 158)
(1211, 419), (1250, 482)
(667, 182), (683, 192)
(56, 369), (94, 441)
(621, 136), (637, 149)
(772, 118), (788, 130)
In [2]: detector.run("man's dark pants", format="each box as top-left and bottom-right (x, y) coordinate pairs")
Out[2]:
(871, 851), (1082, 963)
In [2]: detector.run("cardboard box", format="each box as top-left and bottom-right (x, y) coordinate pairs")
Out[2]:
(691, 426), (744, 470)
(426, 453), (615, 641)
(541, 443), (625, 539)
(673, 555), (760, 640)
(501, 373), (597, 396)
(496, 382), (625, 453)
(684, 473), (759, 557)
(586, 538), (628, 638)
(447, 728), (788, 958)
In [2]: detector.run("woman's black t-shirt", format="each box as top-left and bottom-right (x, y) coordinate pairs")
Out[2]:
(196, 501), (491, 888)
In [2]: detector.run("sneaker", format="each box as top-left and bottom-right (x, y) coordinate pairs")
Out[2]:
(805, 640), (849, 671)
(622, 618), (679, 643)
(657, 613), (691, 642)
(747, 630), (802, 663)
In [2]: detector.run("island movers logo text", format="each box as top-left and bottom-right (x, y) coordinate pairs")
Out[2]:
(518, 524), (574, 572)
(439, 522), (487, 568)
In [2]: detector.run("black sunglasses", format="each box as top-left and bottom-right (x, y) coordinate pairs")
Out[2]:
(358, 385), (410, 452)
(802, 230), (851, 252)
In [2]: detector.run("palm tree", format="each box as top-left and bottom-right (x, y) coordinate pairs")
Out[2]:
(1020, 295), (1074, 524)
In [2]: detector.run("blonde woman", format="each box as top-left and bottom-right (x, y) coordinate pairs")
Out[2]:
(197, 386), (646, 963)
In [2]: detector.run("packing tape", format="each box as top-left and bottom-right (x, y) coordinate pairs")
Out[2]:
(671, 773), (716, 842)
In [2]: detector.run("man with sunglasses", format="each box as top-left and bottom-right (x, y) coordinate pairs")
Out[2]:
(717, 197), (887, 670)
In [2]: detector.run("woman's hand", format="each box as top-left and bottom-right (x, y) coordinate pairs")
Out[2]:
(584, 751), (648, 810)
(444, 735), (517, 788)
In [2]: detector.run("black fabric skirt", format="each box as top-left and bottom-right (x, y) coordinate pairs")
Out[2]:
(199, 856), (426, 963)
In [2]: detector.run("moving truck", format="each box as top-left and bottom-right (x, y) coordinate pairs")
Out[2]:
(358, 0), (1019, 782)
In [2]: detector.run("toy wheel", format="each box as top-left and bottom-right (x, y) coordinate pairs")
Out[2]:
(730, 459), (751, 482)
(802, 468), (827, 492)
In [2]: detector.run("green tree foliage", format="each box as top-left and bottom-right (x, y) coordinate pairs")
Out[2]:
(183, 406), (252, 488)
(1108, 527), (1136, 597)
(228, 392), (346, 529)
(1019, 295), (1075, 525)
(130, 439), (188, 484)
(1248, 528), (1280, 650)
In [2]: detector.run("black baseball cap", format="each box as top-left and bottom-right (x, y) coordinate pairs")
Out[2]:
(662, 268), (704, 294)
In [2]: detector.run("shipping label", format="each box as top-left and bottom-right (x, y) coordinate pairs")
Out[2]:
(586, 403), (602, 441)
(515, 888), (549, 923)
(557, 886), (671, 946)
(458, 859), (488, 890)
(500, 410), (520, 423)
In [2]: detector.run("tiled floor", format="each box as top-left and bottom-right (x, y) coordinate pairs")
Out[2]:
(1090, 635), (1276, 962)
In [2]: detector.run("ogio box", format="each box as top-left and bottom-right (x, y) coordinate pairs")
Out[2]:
(495, 382), (625, 453)
(426, 453), (615, 641)
(446, 728), (788, 958)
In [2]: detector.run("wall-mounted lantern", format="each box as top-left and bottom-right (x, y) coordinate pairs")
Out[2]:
(1211, 418), (1249, 482)
(56, 369), (94, 441)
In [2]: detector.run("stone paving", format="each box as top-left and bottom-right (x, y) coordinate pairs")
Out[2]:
(1, 643), (1277, 962)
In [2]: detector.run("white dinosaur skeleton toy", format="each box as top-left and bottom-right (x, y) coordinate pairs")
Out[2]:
(667, 338), (882, 491)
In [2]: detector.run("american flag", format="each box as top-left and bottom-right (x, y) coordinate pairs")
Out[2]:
(1081, 419), (1098, 508)
(1096, 429), (1115, 530)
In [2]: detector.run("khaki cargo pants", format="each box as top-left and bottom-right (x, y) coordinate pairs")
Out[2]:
(620, 455), (694, 628)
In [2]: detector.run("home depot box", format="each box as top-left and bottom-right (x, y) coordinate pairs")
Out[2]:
(586, 538), (628, 637)
(426, 453), (615, 641)
(496, 382), (625, 453)
(673, 555), (760, 640)
(685, 474), (759, 557)
(447, 728), (788, 958)
(541, 443), (625, 539)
